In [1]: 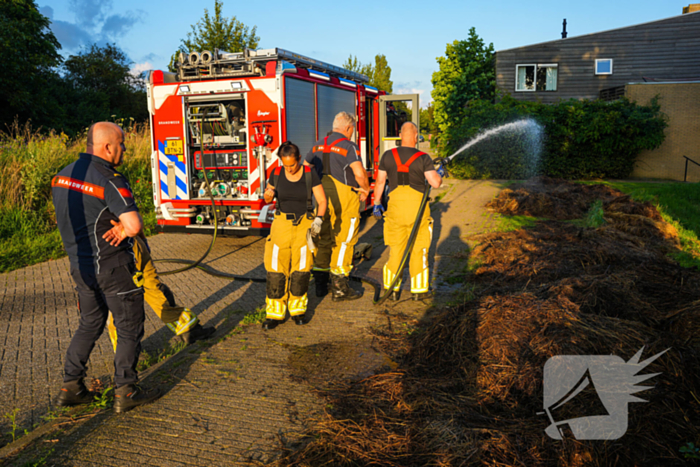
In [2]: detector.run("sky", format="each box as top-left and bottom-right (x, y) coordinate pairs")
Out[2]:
(39, 0), (688, 107)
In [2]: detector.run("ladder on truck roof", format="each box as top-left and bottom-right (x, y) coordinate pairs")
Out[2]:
(177, 47), (370, 84)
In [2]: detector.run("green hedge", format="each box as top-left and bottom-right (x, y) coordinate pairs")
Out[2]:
(441, 95), (668, 179)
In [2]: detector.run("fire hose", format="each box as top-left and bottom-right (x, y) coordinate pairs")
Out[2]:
(152, 116), (432, 305)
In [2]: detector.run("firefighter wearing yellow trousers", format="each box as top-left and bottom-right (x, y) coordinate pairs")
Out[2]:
(304, 112), (370, 301)
(262, 142), (327, 330)
(372, 122), (442, 300)
(102, 225), (215, 349)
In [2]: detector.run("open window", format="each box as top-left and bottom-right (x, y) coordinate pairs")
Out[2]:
(516, 64), (558, 92)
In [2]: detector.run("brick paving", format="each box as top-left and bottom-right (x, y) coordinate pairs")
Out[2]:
(0, 179), (505, 465)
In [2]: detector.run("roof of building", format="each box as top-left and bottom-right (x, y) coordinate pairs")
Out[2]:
(496, 9), (700, 53)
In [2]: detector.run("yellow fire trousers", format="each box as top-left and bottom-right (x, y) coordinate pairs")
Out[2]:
(106, 237), (198, 352)
(314, 176), (360, 276)
(382, 186), (433, 293)
(264, 213), (314, 320)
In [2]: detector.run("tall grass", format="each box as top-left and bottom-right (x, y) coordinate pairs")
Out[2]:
(0, 122), (154, 273)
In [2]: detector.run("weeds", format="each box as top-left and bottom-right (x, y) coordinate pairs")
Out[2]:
(680, 442), (700, 460)
(0, 122), (155, 272)
(136, 341), (187, 372)
(89, 387), (113, 410)
(3, 408), (20, 442)
(241, 306), (266, 325)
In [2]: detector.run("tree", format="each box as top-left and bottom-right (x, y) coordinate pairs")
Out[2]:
(342, 55), (373, 80)
(431, 28), (495, 138)
(0, 0), (62, 129)
(371, 54), (392, 93)
(169, 0), (259, 71)
(419, 103), (436, 135)
(61, 44), (147, 132)
(341, 54), (393, 93)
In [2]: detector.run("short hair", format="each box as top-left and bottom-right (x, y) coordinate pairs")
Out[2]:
(332, 112), (356, 131)
(278, 141), (301, 160)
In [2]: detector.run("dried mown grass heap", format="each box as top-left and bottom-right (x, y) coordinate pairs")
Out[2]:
(274, 178), (700, 466)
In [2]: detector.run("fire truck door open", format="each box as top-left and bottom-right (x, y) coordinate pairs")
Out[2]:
(378, 94), (419, 154)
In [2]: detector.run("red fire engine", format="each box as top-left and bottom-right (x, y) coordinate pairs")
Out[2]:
(147, 48), (419, 235)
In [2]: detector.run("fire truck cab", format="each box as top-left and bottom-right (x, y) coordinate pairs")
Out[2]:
(147, 47), (419, 236)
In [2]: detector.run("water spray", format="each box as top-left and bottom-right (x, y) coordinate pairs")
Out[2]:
(434, 118), (544, 177)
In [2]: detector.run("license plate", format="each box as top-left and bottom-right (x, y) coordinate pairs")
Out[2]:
(165, 140), (183, 155)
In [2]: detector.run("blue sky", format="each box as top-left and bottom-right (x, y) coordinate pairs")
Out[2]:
(40, 0), (687, 107)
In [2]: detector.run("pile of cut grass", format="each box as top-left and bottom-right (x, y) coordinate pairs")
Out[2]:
(272, 178), (700, 466)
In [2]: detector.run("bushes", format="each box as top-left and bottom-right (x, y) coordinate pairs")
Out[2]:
(0, 123), (154, 272)
(441, 95), (668, 179)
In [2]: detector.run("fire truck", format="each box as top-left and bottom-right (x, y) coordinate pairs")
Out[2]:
(147, 48), (419, 235)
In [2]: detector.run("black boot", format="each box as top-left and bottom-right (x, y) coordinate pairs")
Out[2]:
(114, 384), (161, 414)
(331, 274), (362, 302)
(313, 271), (330, 297)
(179, 322), (215, 345)
(293, 314), (306, 325)
(57, 379), (98, 407)
(262, 319), (281, 330)
(390, 290), (401, 302)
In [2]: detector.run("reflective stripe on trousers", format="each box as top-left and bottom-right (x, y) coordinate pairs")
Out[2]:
(314, 175), (360, 276)
(264, 213), (314, 319)
(382, 185), (434, 293)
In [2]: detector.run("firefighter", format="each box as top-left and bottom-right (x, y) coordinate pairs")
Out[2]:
(304, 112), (369, 300)
(101, 226), (216, 350)
(372, 122), (442, 300)
(262, 141), (327, 329)
(51, 122), (160, 413)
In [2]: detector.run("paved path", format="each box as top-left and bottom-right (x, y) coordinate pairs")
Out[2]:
(0, 179), (505, 465)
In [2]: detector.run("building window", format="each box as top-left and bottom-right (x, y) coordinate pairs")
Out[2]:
(516, 64), (558, 92)
(595, 59), (613, 75)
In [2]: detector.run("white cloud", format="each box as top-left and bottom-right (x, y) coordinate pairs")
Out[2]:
(394, 87), (433, 108)
(131, 61), (154, 77)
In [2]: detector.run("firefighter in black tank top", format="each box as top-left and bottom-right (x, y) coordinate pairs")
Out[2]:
(372, 122), (442, 300)
(262, 142), (327, 329)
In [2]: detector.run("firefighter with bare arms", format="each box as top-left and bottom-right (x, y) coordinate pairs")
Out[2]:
(372, 122), (442, 300)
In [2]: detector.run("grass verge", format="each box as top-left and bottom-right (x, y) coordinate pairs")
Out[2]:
(589, 181), (700, 269)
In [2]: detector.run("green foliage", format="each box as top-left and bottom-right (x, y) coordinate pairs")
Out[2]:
(599, 181), (700, 270)
(680, 442), (700, 460)
(583, 200), (606, 228)
(372, 54), (392, 94)
(431, 28), (495, 142)
(443, 95), (667, 180)
(88, 387), (113, 410)
(342, 54), (393, 93)
(343, 55), (373, 80)
(419, 103), (436, 137)
(169, 0), (259, 71)
(0, 0), (62, 130)
(3, 407), (20, 442)
(495, 214), (540, 232)
(59, 44), (148, 134)
(241, 306), (266, 325)
(0, 124), (155, 272)
(137, 341), (187, 372)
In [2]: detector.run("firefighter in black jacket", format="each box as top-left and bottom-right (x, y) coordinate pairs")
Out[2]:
(262, 142), (327, 329)
(372, 122), (442, 300)
(51, 122), (160, 413)
(304, 112), (370, 300)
